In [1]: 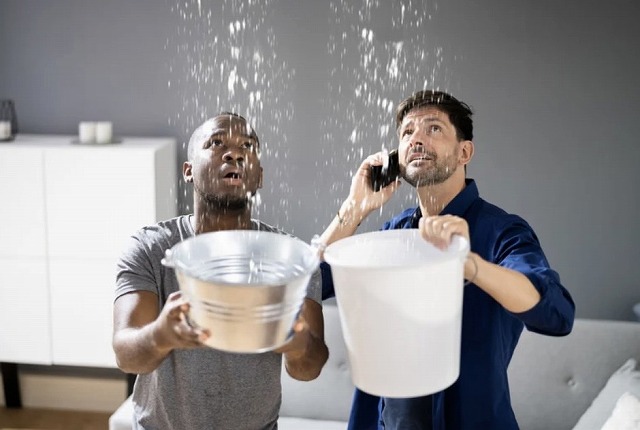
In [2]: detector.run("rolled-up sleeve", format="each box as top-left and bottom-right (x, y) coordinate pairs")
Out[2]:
(494, 219), (575, 336)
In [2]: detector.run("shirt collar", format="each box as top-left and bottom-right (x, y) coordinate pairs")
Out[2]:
(409, 179), (479, 227)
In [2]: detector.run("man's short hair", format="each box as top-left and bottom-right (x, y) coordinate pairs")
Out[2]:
(396, 90), (474, 141)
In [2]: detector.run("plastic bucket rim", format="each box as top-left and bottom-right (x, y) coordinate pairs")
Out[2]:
(324, 229), (469, 270)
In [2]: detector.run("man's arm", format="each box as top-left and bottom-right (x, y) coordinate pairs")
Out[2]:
(275, 298), (329, 381)
(420, 215), (574, 333)
(465, 252), (541, 313)
(420, 215), (541, 313)
(112, 290), (208, 375)
(319, 153), (400, 251)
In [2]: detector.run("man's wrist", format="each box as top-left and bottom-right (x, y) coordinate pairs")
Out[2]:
(465, 252), (480, 283)
(337, 199), (367, 227)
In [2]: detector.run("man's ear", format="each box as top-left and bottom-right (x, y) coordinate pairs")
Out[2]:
(258, 166), (263, 189)
(183, 161), (193, 183)
(459, 140), (474, 166)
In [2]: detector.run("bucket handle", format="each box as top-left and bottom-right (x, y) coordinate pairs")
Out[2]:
(161, 249), (175, 268)
(310, 234), (327, 259)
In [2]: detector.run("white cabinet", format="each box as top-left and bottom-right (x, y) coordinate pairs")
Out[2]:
(0, 135), (177, 368)
(0, 145), (50, 365)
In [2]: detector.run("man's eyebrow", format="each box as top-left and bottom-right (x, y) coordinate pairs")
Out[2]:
(208, 129), (255, 140)
(401, 116), (447, 128)
(209, 129), (226, 137)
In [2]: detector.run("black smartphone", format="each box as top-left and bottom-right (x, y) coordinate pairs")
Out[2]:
(370, 149), (400, 192)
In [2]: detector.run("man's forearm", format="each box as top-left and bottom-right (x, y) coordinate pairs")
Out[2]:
(284, 333), (329, 381)
(467, 252), (541, 313)
(319, 198), (369, 253)
(113, 323), (171, 375)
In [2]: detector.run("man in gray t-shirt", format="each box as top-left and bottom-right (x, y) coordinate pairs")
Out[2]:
(113, 113), (328, 430)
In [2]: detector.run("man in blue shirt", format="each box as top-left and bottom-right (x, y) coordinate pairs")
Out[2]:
(319, 90), (575, 429)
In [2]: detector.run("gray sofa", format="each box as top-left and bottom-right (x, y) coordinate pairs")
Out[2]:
(110, 303), (640, 430)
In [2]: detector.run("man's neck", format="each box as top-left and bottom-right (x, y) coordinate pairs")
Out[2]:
(416, 176), (466, 216)
(192, 199), (253, 234)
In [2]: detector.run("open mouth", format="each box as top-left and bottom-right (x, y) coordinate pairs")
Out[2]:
(224, 172), (241, 179)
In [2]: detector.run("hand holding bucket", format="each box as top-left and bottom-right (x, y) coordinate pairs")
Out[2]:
(323, 229), (469, 398)
(161, 230), (320, 353)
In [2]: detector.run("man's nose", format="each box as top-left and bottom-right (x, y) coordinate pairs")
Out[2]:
(409, 135), (424, 148)
(408, 128), (429, 148)
(223, 148), (244, 163)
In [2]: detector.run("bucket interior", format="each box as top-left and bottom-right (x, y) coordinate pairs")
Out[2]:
(173, 230), (319, 286)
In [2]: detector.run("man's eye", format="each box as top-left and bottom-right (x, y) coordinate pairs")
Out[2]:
(429, 125), (441, 133)
(205, 139), (223, 148)
(242, 141), (255, 150)
(402, 129), (412, 137)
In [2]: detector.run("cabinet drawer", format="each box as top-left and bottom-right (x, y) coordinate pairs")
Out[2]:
(0, 147), (47, 258)
(49, 258), (117, 368)
(44, 147), (162, 260)
(0, 258), (52, 364)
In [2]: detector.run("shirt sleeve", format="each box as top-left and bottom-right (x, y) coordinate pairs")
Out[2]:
(306, 267), (322, 304)
(493, 218), (575, 336)
(320, 262), (336, 300)
(115, 232), (160, 301)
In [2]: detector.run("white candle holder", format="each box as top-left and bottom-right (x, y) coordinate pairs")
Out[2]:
(79, 122), (96, 144)
(95, 122), (113, 144)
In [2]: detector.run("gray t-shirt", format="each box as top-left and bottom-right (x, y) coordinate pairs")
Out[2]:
(115, 215), (322, 430)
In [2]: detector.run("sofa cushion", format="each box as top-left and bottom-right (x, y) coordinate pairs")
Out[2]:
(278, 417), (347, 430)
(600, 392), (640, 430)
(572, 358), (640, 430)
(109, 394), (134, 430)
(508, 319), (640, 430)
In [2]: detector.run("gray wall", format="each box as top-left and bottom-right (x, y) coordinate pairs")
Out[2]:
(1, 0), (639, 321)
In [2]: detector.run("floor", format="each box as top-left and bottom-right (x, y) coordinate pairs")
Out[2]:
(0, 407), (110, 430)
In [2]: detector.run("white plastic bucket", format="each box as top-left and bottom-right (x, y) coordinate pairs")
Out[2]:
(323, 229), (469, 398)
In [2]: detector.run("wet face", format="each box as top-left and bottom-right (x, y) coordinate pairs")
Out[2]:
(397, 107), (463, 188)
(184, 115), (262, 210)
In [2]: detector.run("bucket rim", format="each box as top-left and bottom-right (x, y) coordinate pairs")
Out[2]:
(323, 229), (469, 270)
(169, 229), (320, 286)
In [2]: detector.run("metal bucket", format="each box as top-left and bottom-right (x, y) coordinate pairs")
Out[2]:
(161, 230), (320, 353)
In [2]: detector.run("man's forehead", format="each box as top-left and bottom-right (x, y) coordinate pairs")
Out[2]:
(402, 107), (450, 125)
(207, 115), (255, 136)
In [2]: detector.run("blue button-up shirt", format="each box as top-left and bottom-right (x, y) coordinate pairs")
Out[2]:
(321, 179), (575, 430)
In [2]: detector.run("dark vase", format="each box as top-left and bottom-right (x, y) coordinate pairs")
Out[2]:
(0, 99), (19, 140)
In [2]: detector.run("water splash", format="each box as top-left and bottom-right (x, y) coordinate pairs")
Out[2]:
(167, 0), (295, 225)
(321, 0), (454, 227)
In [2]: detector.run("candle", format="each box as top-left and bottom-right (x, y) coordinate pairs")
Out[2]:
(79, 122), (96, 144)
(95, 122), (113, 144)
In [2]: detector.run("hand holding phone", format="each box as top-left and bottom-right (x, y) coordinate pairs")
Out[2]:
(370, 150), (400, 192)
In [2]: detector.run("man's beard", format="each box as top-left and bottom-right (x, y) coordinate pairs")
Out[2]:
(194, 182), (251, 211)
(401, 150), (459, 188)
(202, 193), (249, 211)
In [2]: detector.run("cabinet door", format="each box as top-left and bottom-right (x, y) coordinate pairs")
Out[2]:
(0, 258), (51, 364)
(0, 146), (47, 258)
(44, 146), (161, 260)
(0, 146), (51, 364)
(49, 258), (117, 367)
